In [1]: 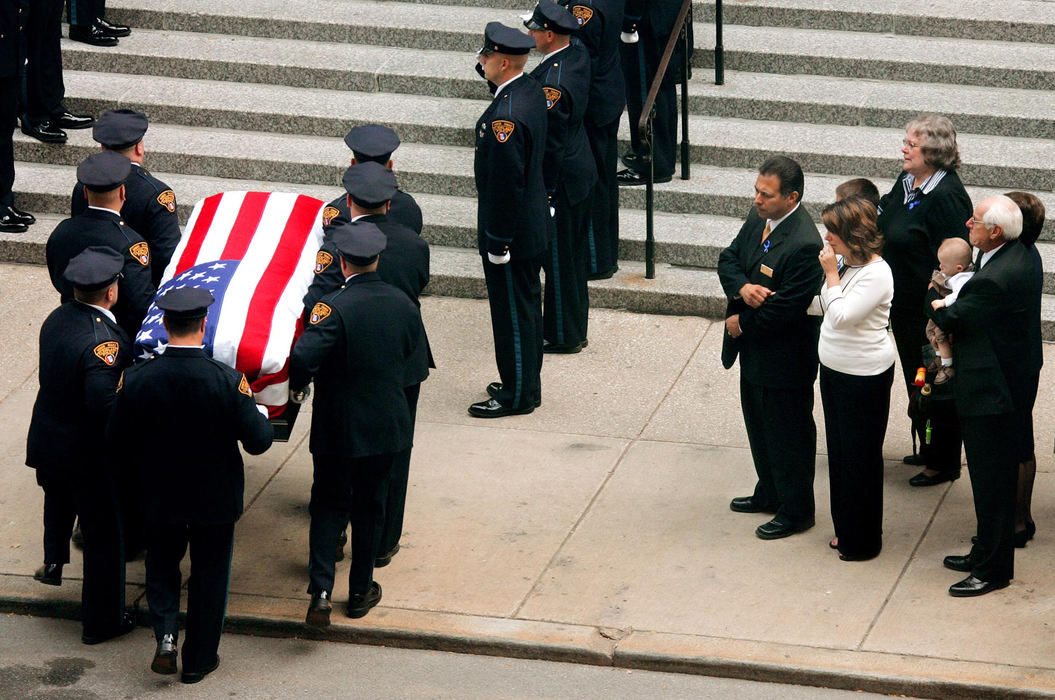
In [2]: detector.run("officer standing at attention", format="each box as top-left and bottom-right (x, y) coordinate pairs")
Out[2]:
(290, 222), (425, 626)
(72, 109), (180, 286)
(0, 1), (37, 233)
(470, 22), (549, 418)
(322, 123), (423, 235)
(26, 247), (134, 645)
(526, 0), (597, 354)
(107, 287), (274, 684)
(47, 151), (155, 338)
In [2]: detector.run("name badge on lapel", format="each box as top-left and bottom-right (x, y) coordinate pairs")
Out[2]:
(760, 264), (774, 277)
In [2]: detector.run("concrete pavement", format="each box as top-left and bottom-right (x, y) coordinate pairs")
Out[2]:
(3, 262), (1055, 698)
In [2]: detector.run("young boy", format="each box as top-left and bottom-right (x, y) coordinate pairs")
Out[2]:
(927, 237), (975, 384)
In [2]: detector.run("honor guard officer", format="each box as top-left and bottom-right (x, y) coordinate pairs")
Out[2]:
(0, 2), (37, 233)
(107, 287), (274, 684)
(322, 123), (423, 235)
(47, 151), (155, 338)
(525, 0), (597, 354)
(290, 222), (425, 626)
(304, 161), (432, 567)
(72, 109), (180, 286)
(558, 0), (625, 280)
(471, 22), (549, 418)
(26, 247), (134, 644)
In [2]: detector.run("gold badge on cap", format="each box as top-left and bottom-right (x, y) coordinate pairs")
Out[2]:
(310, 302), (332, 325)
(315, 250), (334, 274)
(543, 87), (562, 110)
(491, 119), (515, 143)
(157, 190), (176, 213)
(322, 206), (340, 226)
(129, 241), (150, 266)
(572, 5), (594, 25)
(238, 374), (253, 397)
(94, 341), (119, 366)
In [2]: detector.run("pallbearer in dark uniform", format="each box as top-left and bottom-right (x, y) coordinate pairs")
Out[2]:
(72, 109), (180, 286)
(470, 22), (549, 418)
(322, 123), (423, 235)
(67, 0), (130, 46)
(107, 288), (274, 684)
(559, 0), (625, 279)
(525, 1), (597, 354)
(290, 222), (425, 626)
(303, 161), (431, 568)
(26, 247), (134, 644)
(0, 1), (36, 233)
(47, 151), (155, 338)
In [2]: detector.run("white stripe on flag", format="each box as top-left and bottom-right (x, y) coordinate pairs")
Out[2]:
(196, 191), (248, 264)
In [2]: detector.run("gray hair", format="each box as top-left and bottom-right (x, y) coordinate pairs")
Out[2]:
(906, 114), (961, 171)
(981, 195), (1023, 241)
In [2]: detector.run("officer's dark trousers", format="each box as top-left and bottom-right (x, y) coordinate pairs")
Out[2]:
(482, 251), (544, 409)
(962, 412), (1019, 584)
(621, 35), (677, 179)
(67, 0), (104, 28)
(309, 453), (394, 596)
(740, 376), (817, 528)
(0, 76), (16, 208)
(35, 471), (77, 565)
(23, 0), (65, 124)
(543, 194), (590, 347)
(146, 521), (235, 672)
(378, 383), (420, 556)
(585, 115), (620, 277)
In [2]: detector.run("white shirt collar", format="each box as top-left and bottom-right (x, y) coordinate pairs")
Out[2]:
(87, 205), (123, 218)
(494, 72), (524, 97)
(542, 44), (570, 62)
(84, 303), (116, 324)
(351, 214), (369, 222)
(767, 202), (800, 232)
(167, 343), (204, 349)
(979, 242), (1005, 269)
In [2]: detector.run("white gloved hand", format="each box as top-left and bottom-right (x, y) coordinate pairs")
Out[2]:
(289, 386), (311, 404)
(488, 251), (512, 265)
(620, 31), (639, 43)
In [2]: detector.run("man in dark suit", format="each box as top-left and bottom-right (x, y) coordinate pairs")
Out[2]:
(0, 1), (36, 233)
(290, 222), (425, 626)
(47, 151), (155, 338)
(471, 22), (550, 418)
(26, 247), (134, 644)
(717, 156), (823, 540)
(72, 109), (181, 286)
(322, 123), (422, 235)
(526, 1), (597, 353)
(107, 287), (274, 683)
(928, 195), (1037, 597)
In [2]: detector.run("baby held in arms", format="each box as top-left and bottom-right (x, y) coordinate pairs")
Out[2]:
(927, 237), (975, 384)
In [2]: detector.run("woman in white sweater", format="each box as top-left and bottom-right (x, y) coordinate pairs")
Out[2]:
(815, 197), (896, 561)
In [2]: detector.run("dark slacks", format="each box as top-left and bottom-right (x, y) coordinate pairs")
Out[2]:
(585, 116), (620, 277)
(962, 413), (1019, 583)
(890, 304), (962, 471)
(740, 376), (816, 527)
(482, 251), (544, 409)
(0, 77), (15, 207)
(67, 0), (104, 27)
(146, 521), (235, 672)
(820, 364), (894, 559)
(378, 383), (420, 555)
(309, 453), (394, 596)
(543, 194), (590, 347)
(23, 0), (65, 123)
(35, 470), (77, 565)
(621, 36), (677, 179)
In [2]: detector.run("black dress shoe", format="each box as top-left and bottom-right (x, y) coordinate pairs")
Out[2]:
(616, 168), (672, 186)
(543, 340), (583, 354)
(586, 266), (617, 281)
(485, 383), (541, 407)
(181, 656), (219, 684)
(151, 634), (178, 675)
(20, 118), (67, 144)
(729, 496), (777, 514)
(34, 563), (63, 586)
(0, 209), (28, 233)
(468, 398), (535, 418)
(51, 109), (94, 130)
(95, 17), (131, 37)
(901, 453), (926, 466)
(1014, 529), (1030, 548)
(82, 612), (135, 645)
(909, 469), (960, 487)
(305, 590), (332, 628)
(374, 543), (400, 568)
(943, 554), (973, 572)
(5, 204), (35, 226)
(755, 518), (813, 540)
(69, 23), (119, 46)
(347, 582), (382, 619)
(948, 576), (1009, 597)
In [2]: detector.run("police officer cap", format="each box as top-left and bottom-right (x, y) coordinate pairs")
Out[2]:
(342, 162), (398, 209)
(63, 246), (124, 291)
(157, 287), (215, 321)
(523, 0), (578, 34)
(331, 221), (387, 266)
(479, 22), (535, 55)
(77, 151), (132, 193)
(92, 109), (149, 150)
(343, 124), (400, 161)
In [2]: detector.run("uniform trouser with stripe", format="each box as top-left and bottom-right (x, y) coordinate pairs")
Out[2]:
(35, 470), (77, 565)
(66, 0), (104, 27)
(22, 0), (65, 123)
(621, 32), (678, 180)
(543, 193), (590, 346)
(483, 251), (544, 409)
(584, 115), (620, 277)
(146, 521), (235, 672)
(0, 77), (16, 207)
(378, 382), (420, 556)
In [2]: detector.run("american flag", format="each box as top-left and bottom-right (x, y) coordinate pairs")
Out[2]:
(136, 191), (326, 415)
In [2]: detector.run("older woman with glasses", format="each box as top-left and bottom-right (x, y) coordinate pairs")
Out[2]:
(877, 114), (972, 487)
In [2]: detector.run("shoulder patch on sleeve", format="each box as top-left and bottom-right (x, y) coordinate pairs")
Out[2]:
(94, 341), (119, 366)
(491, 120), (515, 143)
(322, 206), (341, 226)
(543, 87), (562, 110)
(309, 302), (332, 325)
(314, 250), (334, 274)
(238, 374), (253, 397)
(571, 5), (593, 25)
(156, 189), (176, 213)
(129, 241), (150, 266)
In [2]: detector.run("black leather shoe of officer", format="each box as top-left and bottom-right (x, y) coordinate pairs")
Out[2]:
(151, 634), (178, 674)
(901, 453), (925, 466)
(755, 518), (813, 540)
(95, 17), (131, 37)
(81, 611), (135, 645)
(587, 265), (617, 281)
(0, 209), (28, 233)
(942, 554), (973, 572)
(305, 590), (332, 628)
(616, 168), (672, 186)
(33, 563), (63, 586)
(374, 543), (400, 568)
(948, 575), (1009, 597)
(69, 23), (119, 46)
(729, 496), (778, 514)
(468, 398), (534, 418)
(543, 340), (583, 354)
(347, 582), (382, 619)
(20, 118), (68, 144)
(909, 469), (960, 487)
(4, 204), (35, 226)
(181, 656), (220, 684)
(51, 109), (95, 130)
(486, 383), (541, 407)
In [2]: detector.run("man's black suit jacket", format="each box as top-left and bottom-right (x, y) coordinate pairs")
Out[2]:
(717, 206), (823, 388)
